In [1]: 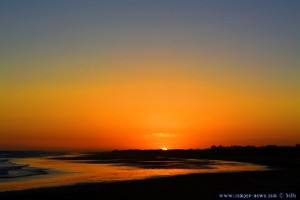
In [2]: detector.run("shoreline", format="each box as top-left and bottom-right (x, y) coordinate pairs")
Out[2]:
(0, 159), (48, 179)
(0, 155), (269, 192)
(0, 168), (299, 199)
(0, 149), (299, 199)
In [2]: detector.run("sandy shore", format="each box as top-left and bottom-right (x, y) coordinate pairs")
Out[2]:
(0, 148), (299, 199)
(0, 168), (299, 200)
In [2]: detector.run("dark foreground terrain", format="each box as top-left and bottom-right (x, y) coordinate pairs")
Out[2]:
(0, 146), (299, 200)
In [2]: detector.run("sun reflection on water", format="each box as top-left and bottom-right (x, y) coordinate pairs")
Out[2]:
(0, 156), (268, 192)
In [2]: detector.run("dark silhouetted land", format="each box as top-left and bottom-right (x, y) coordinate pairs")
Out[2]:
(0, 145), (299, 200)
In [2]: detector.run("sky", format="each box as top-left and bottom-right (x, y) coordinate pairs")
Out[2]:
(1, 0), (299, 151)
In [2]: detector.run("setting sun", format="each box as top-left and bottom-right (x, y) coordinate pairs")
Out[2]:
(0, 0), (299, 152)
(162, 147), (168, 151)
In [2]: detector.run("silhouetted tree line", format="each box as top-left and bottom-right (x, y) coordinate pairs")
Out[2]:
(54, 144), (300, 168)
(209, 144), (300, 151)
(210, 144), (300, 150)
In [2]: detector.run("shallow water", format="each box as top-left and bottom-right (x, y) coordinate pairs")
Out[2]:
(0, 155), (268, 192)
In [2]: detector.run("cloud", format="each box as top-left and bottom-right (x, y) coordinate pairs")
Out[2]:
(150, 132), (177, 138)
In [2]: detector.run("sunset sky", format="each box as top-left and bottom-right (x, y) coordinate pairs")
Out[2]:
(1, 0), (299, 151)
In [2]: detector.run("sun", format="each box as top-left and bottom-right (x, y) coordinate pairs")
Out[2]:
(161, 147), (168, 151)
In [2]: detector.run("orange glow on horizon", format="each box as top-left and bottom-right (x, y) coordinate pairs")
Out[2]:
(1, 74), (299, 151)
(1, 0), (299, 151)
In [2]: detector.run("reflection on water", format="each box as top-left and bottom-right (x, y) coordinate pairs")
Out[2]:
(0, 156), (268, 192)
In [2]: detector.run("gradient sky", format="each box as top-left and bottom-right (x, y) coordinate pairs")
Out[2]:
(1, 0), (299, 151)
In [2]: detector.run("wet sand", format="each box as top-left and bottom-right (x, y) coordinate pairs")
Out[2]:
(0, 148), (299, 200)
(0, 156), (267, 192)
(0, 168), (299, 200)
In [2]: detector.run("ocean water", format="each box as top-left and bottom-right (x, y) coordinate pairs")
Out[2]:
(0, 151), (64, 179)
(0, 152), (268, 192)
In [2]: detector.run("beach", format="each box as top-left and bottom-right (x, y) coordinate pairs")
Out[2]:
(0, 168), (299, 200)
(0, 148), (299, 199)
